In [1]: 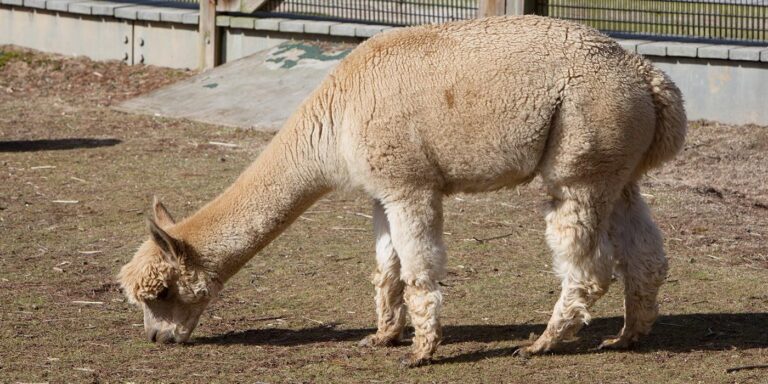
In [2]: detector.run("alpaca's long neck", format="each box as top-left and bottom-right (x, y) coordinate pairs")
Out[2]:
(175, 110), (337, 281)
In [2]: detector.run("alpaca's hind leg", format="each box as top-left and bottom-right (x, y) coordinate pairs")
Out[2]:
(522, 187), (616, 356)
(600, 183), (668, 349)
(359, 200), (407, 347)
(382, 190), (446, 367)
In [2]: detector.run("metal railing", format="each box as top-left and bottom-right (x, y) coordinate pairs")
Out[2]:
(537, 0), (768, 43)
(256, 0), (478, 26)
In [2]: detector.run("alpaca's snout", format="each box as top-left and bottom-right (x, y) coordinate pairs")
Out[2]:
(157, 330), (176, 344)
(147, 327), (165, 343)
(142, 302), (201, 344)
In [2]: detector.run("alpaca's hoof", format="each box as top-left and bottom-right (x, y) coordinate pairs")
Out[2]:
(400, 355), (432, 368)
(358, 334), (400, 348)
(514, 346), (539, 360)
(357, 335), (375, 347)
(598, 335), (634, 350)
(515, 340), (551, 359)
(512, 346), (531, 360)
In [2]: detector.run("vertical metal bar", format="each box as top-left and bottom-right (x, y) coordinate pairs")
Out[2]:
(676, 0), (680, 38)
(762, 1), (766, 41)
(726, 0), (731, 40)
(738, 0), (742, 40)
(751, 1), (755, 41)
(693, 0), (704, 36)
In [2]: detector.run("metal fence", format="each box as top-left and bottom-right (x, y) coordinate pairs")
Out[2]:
(537, 0), (768, 43)
(256, 0), (478, 26)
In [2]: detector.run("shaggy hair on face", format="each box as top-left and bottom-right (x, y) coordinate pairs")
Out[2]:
(118, 242), (174, 304)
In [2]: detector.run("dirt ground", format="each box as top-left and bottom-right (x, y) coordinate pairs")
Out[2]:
(1, 46), (767, 383)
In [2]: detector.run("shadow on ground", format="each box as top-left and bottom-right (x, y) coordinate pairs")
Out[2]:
(0, 138), (121, 152)
(194, 312), (768, 364)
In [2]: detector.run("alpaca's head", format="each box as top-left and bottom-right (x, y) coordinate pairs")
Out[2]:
(118, 198), (222, 344)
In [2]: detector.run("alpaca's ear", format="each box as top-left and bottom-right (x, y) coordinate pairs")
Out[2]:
(147, 218), (184, 267)
(152, 196), (175, 228)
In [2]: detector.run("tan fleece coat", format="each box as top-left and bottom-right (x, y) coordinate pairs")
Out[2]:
(119, 15), (686, 365)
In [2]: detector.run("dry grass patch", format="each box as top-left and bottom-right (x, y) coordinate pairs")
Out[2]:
(1, 46), (767, 383)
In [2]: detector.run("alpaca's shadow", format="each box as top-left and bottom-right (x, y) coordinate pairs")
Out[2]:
(195, 313), (768, 365)
(194, 322), (542, 347)
(0, 138), (121, 152)
(437, 312), (768, 365)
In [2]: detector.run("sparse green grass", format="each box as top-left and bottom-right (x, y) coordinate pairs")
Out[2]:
(0, 51), (20, 68)
(1, 47), (767, 383)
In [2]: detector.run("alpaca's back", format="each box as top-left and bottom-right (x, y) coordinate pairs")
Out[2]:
(312, 15), (678, 194)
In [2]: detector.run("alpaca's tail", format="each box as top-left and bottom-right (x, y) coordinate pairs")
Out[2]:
(638, 62), (687, 173)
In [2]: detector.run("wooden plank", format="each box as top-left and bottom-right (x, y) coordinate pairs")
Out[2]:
(199, 0), (217, 70)
(44, 0), (90, 12)
(68, 1), (133, 16)
(159, 8), (199, 24)
(477, 0), (505, 17)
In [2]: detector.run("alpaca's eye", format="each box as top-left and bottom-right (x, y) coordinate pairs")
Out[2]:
(156, 287), (170, 300)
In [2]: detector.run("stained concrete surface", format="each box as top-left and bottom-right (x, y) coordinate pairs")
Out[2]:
(116, 40), (352, 131)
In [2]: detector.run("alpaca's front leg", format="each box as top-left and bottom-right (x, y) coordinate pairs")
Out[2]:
(381, 191), (446, 367)
(402, 279), (443, 366)
(359, 200), (406, 347)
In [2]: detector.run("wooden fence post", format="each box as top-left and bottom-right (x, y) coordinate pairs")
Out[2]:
(199, 0), (218, 71)
(505, 0), (538, 15)
(478, 0), (537, 17)
(477, 0), (506, 17)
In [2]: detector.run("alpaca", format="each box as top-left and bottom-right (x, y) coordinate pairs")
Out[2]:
(118, 15), (686, 366)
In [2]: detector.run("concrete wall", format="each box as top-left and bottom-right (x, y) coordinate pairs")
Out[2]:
(652, 57), (768, 126)
(0, 9), (198, 68)
(0, 1), (199, 68)
(134, 22), (197, 68)
(221, 28), (360, 63)
(222, 29), (287, 64)
(1, 7), (133, 62)
(620, 40), (768, 126)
